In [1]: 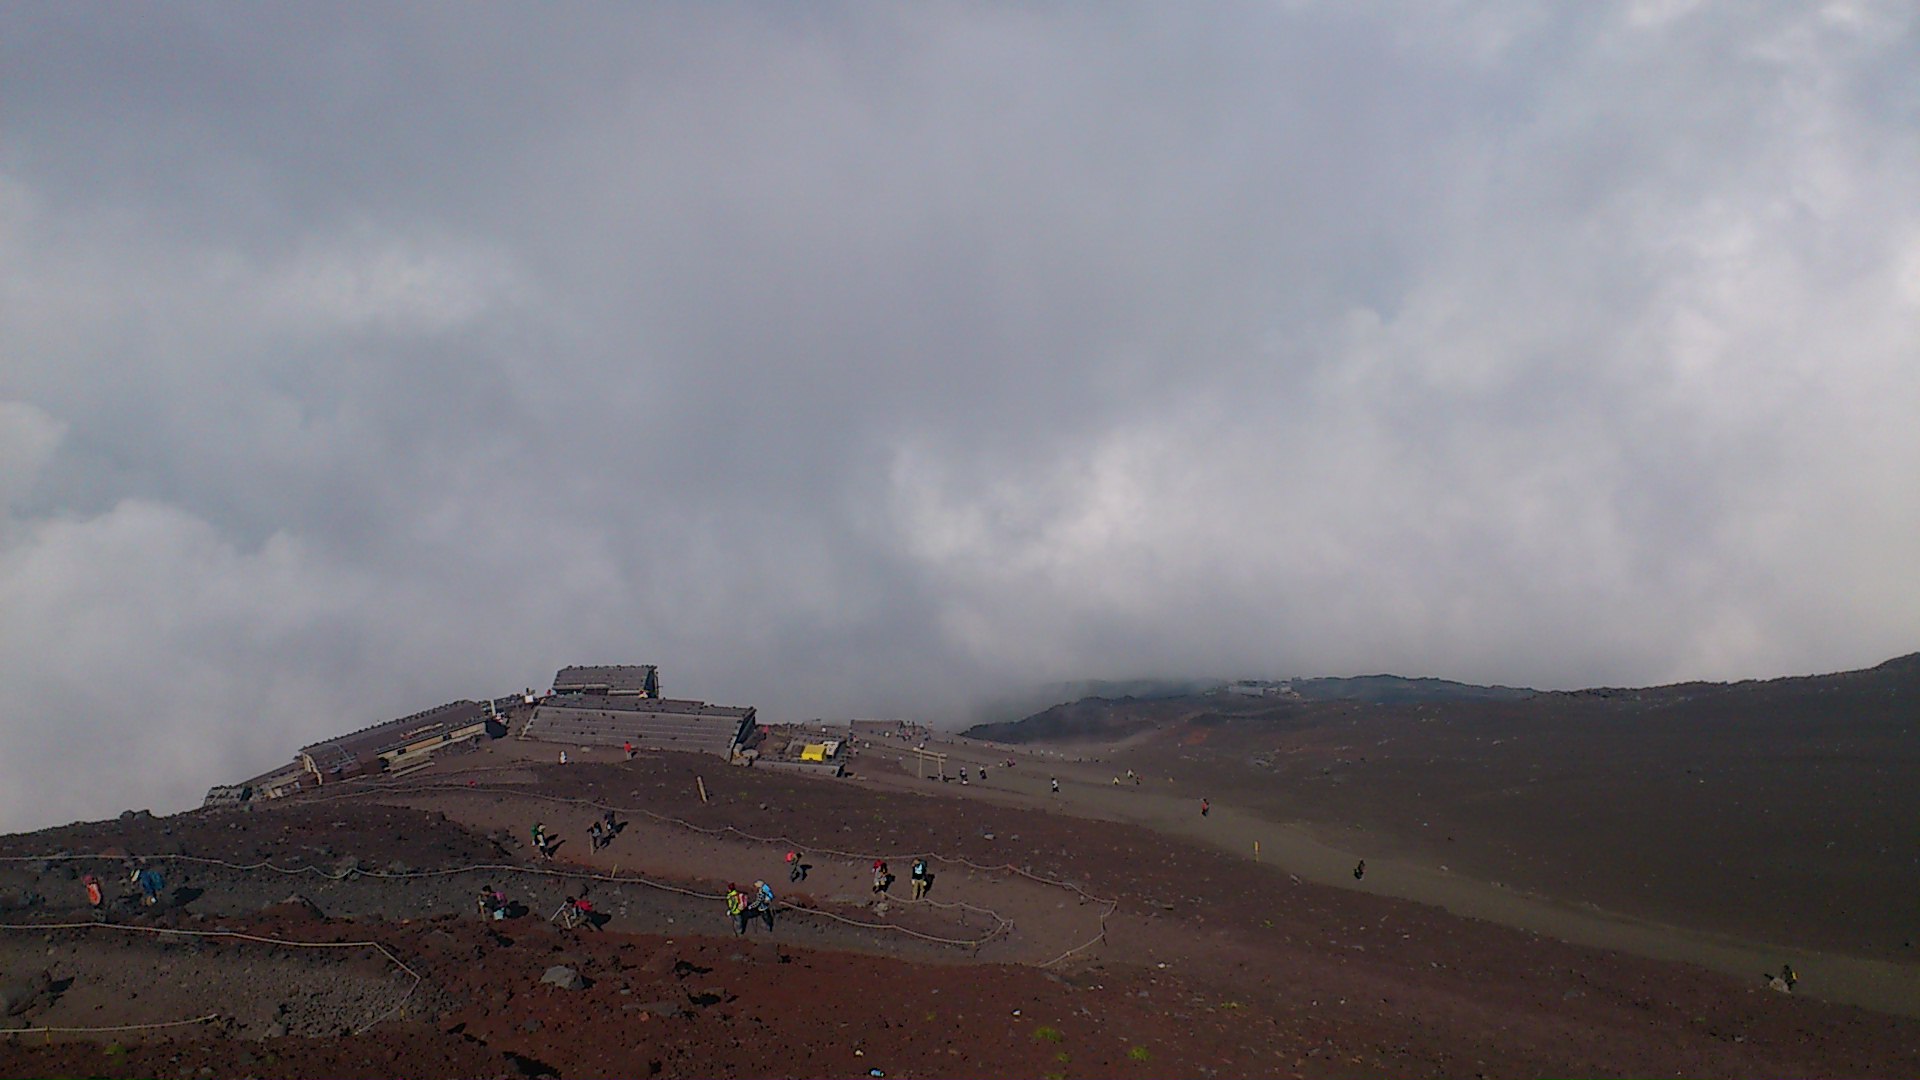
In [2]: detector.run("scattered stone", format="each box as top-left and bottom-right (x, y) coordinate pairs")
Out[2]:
(541, 965), (586, 991)
(689, 985), (730, 1006)
(637, 999), (685, 1019)
(265, 895), (327, 921)
(521, 1017), (543, 1032)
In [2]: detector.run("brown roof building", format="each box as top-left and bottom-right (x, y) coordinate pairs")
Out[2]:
(299, 700), (493, 784)
(522, 695), (754, 758)
(551, 665), (660, 697)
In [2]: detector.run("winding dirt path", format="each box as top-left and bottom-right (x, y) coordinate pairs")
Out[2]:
(850, 732), (1920, 1017)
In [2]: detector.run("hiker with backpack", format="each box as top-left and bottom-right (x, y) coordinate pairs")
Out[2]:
(726, 884), (749, 935)
(753, 880), (776, 931)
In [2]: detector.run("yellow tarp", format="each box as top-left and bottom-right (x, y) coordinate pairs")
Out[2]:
(799, 743), (828, 762)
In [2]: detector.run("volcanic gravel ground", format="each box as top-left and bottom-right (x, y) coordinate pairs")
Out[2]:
(2, 749), (1918, 1078)
(0, 929), (419, 1038)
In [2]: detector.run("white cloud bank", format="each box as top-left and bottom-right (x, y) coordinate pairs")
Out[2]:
(1, 2), (1917, 830)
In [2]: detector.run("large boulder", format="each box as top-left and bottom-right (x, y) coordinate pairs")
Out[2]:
(540, 965), (586, 991)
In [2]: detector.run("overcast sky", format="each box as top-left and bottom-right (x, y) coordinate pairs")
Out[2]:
(3, 2), (1917, 831)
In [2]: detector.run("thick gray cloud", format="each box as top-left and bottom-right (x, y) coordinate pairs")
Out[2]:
(3, 2), (1917, 831)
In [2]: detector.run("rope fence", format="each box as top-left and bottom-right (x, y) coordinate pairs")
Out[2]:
(0, 919), (420, 1037)
(339, 777), (1115, 958)
(0, 763), (1118, 1016)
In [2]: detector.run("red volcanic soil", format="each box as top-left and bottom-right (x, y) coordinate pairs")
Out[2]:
(2, 742), (1918, 1079)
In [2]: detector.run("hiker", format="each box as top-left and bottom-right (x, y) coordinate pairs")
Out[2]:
(603, 808), (618, 833)
(133, 865), (164, 906)
(1050, 777), (1059, 794)
(754, 880), (775, 931)
(910, 857), (931, 900)
(959, 766), (968, 785)
(979, 765), (987, 782)
(726, 884), (749, 935)
(479, 884), (508, 920)
(872, 860), (891, 895)
(786, 850), (806, 883)
(573, 895), (600, 931)
(559, 750), (568, 765)
(588, 820), (605, 852)
(1353, 860), (1366, 881)
(1781, 964), (1797, 991)
(83, 874), (103, 916)
(624, 740), (635, 760)
(532, 822), (551, 859)
(1200, 798), (1210, 818)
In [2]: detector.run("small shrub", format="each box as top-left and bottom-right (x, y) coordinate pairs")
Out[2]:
(1127, 1045), (1152, 1062)
(1033, 1025), (1064, 1043)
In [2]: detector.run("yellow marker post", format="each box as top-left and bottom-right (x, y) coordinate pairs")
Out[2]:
(1254, 841), (1260, 861)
